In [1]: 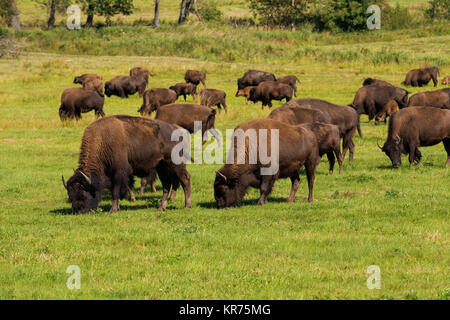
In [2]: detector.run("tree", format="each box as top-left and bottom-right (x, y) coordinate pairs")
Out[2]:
(153, 0), (160, 28)
(81, 0), (134, 27)
(178, 0), (192, 24)
(0, 0), (21, 30)
(47, 0), (56, 29)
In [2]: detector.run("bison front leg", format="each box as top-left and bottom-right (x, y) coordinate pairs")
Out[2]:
(443, 139), (450, 168)
(258, 175), (276, 205)
(174, 167), (191, 209)
(305, 158), (319, 203)
(326, 150), (336, 175)
(287, 174), (301, 203)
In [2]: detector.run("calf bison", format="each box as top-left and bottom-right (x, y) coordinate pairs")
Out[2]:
(237, 70), (276, 91)
(185, 70), (206, 87)
(290, 98), (360, 162)
(62, 115), (192, 213)
(362, 78), (394, 87)
(104, 75), (147, 98)
(170, 83), (198, 102)
(442, 76), (450, 85)
(236, 86), (257, 104)
(200, 88), (227, 113)
(138, 88), (177, 116)
(214, 118), (320, 208)
(378, 107), (450, 168)
(278, 75), (299, 97)
(402, 67), (440, 87)
(249, 81), (293, 108)
(374, 100), (399, 125)
(155, 103), (220, 146)
(351, 85), (409, 121)
(130, 67), (150, 84)
(407, 90), (449, 109)
(59, 87), (105, 121)
(73, 73), (102, 85)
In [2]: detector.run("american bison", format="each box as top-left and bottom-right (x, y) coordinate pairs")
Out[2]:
(278, 75), (299, 97)
(104, 76), (147, 98)
(200, 88), (227, 113)
(268, 103), (332, 125)
(214, 118), (320, 208)
(62, 115), (192, 213)
(73, 73), (102, 85)
(407, 90), (449, 109)
(155, 103), (220, 146)
(249, 81), (293, 108)
(59, 87), (105, 121)
(290, 98), (360, 162)
(237, 70), (276, 91)
(378, 107), (450, 168)
(351, 85), (409, 121)
(374, 100), (399, 125)
(82, 78), (103, 95)
(185, 70), (206, 87)
(362, 78), (394, 87)
(138, 88), (177, 116)
(442, 76), (450, 85)
(402, 67), (440, 87)
(170, 83), (198, 102)
(130, 67), (150, 84)
(236, 86), (257, 104)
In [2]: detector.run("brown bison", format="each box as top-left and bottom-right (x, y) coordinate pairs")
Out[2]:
(104, 76), (147, 98)
(407, 90), (449, 109)
(155, 103), (220, 146)
(200, 88), (227, 113)
(214, 118), (320, 208)
(170, 83), (198, 102)
(402, 67), (440, 87)
(73, 73), (102, 85)
(62, 115), (192, 213)
(290, 98), (360, 162)
(362, 78), (394, 87)
(59, 87), (105, 121)
(442, 76), (450, 85)
(185, 70), (206, 87)
(278, 75), (299, 97)
(374, 100), (399, 125)
(130, 67), (150, 84)
(249, 81), (293, 108)
(237, 70), (277, 91)
(82, 78), (103, 95)
(138, 88), (177, 116)
(268, 103), (332, 125)
(351, 85), (409, 121)
(378, 107), (450, 168)
(236, 86), (257, 105)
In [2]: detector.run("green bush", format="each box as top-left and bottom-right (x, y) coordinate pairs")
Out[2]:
(384, 3), (414, 30)
(425, 0), (450, 20)
(194, 0), (223, 22)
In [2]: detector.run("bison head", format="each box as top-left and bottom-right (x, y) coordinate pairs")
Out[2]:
(395, 88), (409, 108)
(104, 82), (112, 97)
(214, 171), (243, 209)
(63, 170), (101, 214)
(378, 135), (403, 168)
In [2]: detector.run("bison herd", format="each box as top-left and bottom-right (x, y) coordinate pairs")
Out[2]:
(61, 66), (450, 213)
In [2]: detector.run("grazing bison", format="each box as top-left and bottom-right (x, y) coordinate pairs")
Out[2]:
(299, 123), (343, 175)
(59, 87), (105, 121)
(185, 70), (206, 87)
(290, 98), (360, 162)
(378, 107), (450, 168)
(374, 100), (399, 125)
(442, 76), (450, 85)
(249, 81), (293, 108)
(138, 88), (177, 116)
(82, 78), (103, 95)
(278, 75), (299, 97)
(155, 103), (220, 146)
(351, 85), (409, 121)
(73, 73), (102, 85)
(170, 83), (198, 102)
(214, 118), (320, 208)
(407, 90), (450, 109)
(237, 70), (277, 91)
(362, 78), (394, 87)
(104, 76), (147, 98)
(268, 103), (332, 125)
(402, 67), (440, 87)
(200, 88), (227, 113)
(130, 67), (150, 84)
(62, 115), (192, 213)
(236, 86), (257, 105)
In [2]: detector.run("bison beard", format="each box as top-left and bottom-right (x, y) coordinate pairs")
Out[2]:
(62, 115), (192, 213)
(214, 118), (320, 209)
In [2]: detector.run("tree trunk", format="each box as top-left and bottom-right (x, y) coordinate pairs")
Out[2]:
(193, 0), (202, 22)
(178, 0), (192, 25)
(86, 4), (95, 28)
(153, 0), (160, 28)
(47, 0), (56, 29)
(8, 0), (21, 30)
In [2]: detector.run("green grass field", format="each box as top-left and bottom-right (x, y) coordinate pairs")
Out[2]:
(0, 0), (449, 300)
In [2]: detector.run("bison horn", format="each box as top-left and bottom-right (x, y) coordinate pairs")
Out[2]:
(79, 171), (92, 185)
(377, 141), (383, 150)
(62, 175), (67, 190)
(216, 171), (227, 182)
(394, 134), (401, 144)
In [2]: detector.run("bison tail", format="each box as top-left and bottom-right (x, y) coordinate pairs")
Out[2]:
(357, 115), (362, 138)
